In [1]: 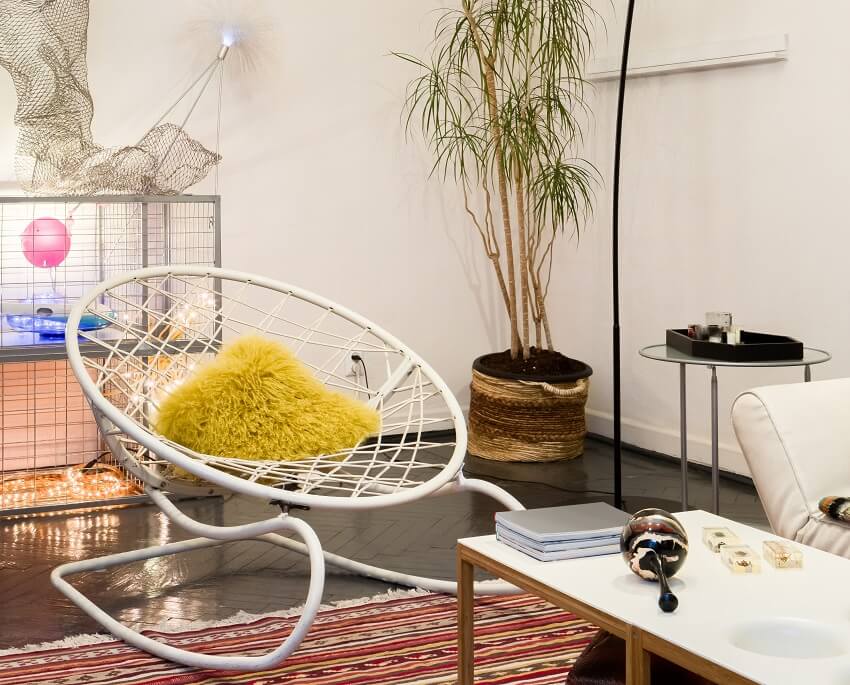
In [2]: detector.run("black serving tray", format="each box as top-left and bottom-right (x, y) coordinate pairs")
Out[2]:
(666, 329), (803, 362)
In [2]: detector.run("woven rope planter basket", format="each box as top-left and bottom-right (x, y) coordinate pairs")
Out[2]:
(468, 355), (592, 462)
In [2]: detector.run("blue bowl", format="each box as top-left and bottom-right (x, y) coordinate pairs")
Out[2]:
(6, 312), (113, 338)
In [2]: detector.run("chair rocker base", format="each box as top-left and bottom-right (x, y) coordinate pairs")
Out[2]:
(51, 478), (521, 670)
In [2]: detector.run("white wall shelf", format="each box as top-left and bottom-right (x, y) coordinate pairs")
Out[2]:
(588, 34), (788, 82)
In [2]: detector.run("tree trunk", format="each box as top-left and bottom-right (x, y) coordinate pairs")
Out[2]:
(514, 163), (531, 358)
(539, 293), (554, 351)
(529, 270), (544, 349)
(464, 3), (520, 359)
(462, 184), (519, 343)
(491, 255), (519, 341)
(534, 234), (557, 352)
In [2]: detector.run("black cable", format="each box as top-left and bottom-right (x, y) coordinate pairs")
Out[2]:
(612, 0), (636, 510)
(478, 475), (616, 497)
(351, 353), (369, 391)
(81, 452), (108, 472)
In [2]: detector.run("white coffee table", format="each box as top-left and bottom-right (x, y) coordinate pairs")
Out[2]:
(458, 510), (850, 684)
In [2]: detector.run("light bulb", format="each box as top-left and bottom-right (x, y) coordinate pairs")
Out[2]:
(221, 28), (237, 48)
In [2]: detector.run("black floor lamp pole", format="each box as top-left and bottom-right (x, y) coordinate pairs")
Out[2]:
(612, 0), (636, 510)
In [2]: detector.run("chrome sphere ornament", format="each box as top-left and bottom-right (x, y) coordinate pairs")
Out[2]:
(620, 508), (688, 613)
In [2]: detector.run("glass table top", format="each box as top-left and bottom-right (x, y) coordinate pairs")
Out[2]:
(639, 344), (831, 368)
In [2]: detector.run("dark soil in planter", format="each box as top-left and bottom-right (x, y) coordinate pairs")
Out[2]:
(474, 347), (592, 383)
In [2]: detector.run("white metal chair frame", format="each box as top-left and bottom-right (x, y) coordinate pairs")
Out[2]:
(52, 265), (523, 671)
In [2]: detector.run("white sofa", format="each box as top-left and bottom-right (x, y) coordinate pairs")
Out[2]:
(731, 378), (850, 558)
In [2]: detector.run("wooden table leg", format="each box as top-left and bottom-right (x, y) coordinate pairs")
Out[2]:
(457, 550), (475, 685)
(626, 625), (650, 685)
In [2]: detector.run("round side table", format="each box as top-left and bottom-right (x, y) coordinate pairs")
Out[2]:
(638, 345), (831, 514)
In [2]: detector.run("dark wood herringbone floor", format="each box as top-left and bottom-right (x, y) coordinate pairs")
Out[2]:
(0, 438), (767, 649)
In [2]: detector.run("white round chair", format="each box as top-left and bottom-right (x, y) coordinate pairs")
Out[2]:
(51, 265), (523, 670)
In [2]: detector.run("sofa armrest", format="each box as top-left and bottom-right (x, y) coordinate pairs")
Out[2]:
(731, 378), (850, 540)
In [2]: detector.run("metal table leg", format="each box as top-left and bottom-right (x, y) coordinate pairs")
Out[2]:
(805, 364), (811, 382)
(710, 365), (719, 514)
(679, 363), (688, 512)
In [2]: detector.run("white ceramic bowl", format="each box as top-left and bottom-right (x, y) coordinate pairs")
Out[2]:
(729, 617), (849, 659)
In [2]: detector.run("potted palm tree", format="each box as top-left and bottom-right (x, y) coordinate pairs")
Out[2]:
(397, 0), (596, 462)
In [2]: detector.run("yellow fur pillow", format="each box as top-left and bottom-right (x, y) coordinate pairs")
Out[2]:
(154, 335), (380, 461)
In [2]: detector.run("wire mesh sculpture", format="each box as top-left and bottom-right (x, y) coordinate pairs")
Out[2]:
(53, 265), (524, 669)
(0, 0), (223, 195)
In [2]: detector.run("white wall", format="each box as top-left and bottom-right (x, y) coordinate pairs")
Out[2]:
(0, 1), (510, 415)
(551, 0), (850, 473)
(1, 1), (846, 476)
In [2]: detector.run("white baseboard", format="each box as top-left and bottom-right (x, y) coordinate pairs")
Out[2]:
(585, 408), (750, 477)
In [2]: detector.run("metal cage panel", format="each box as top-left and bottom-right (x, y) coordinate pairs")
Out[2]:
(0, 195), (219, 515)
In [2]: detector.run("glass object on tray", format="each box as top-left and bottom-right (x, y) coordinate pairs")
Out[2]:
(706, 312), (733, 328)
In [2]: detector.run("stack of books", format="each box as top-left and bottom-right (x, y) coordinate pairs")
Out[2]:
(495, 502), (631, 561)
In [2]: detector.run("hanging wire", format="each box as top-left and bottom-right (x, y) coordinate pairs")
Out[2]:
(148, 57), (225, 181)
(137, 57), (221, 145)
(215, 59), (225, 195)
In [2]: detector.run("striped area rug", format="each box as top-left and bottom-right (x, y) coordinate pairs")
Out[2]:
(0, 590), (597, 684)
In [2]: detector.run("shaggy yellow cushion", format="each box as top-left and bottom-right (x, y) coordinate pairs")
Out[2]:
(155, 335), (381, 461)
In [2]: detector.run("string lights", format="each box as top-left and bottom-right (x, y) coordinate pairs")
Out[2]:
(0, 464), (141, 510)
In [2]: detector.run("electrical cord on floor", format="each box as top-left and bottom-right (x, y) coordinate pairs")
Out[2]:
(81, 452), (109, 472)
(468, 474), (615, 497)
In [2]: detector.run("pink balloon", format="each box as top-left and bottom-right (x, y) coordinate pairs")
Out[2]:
(21, 217), (71, 268)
